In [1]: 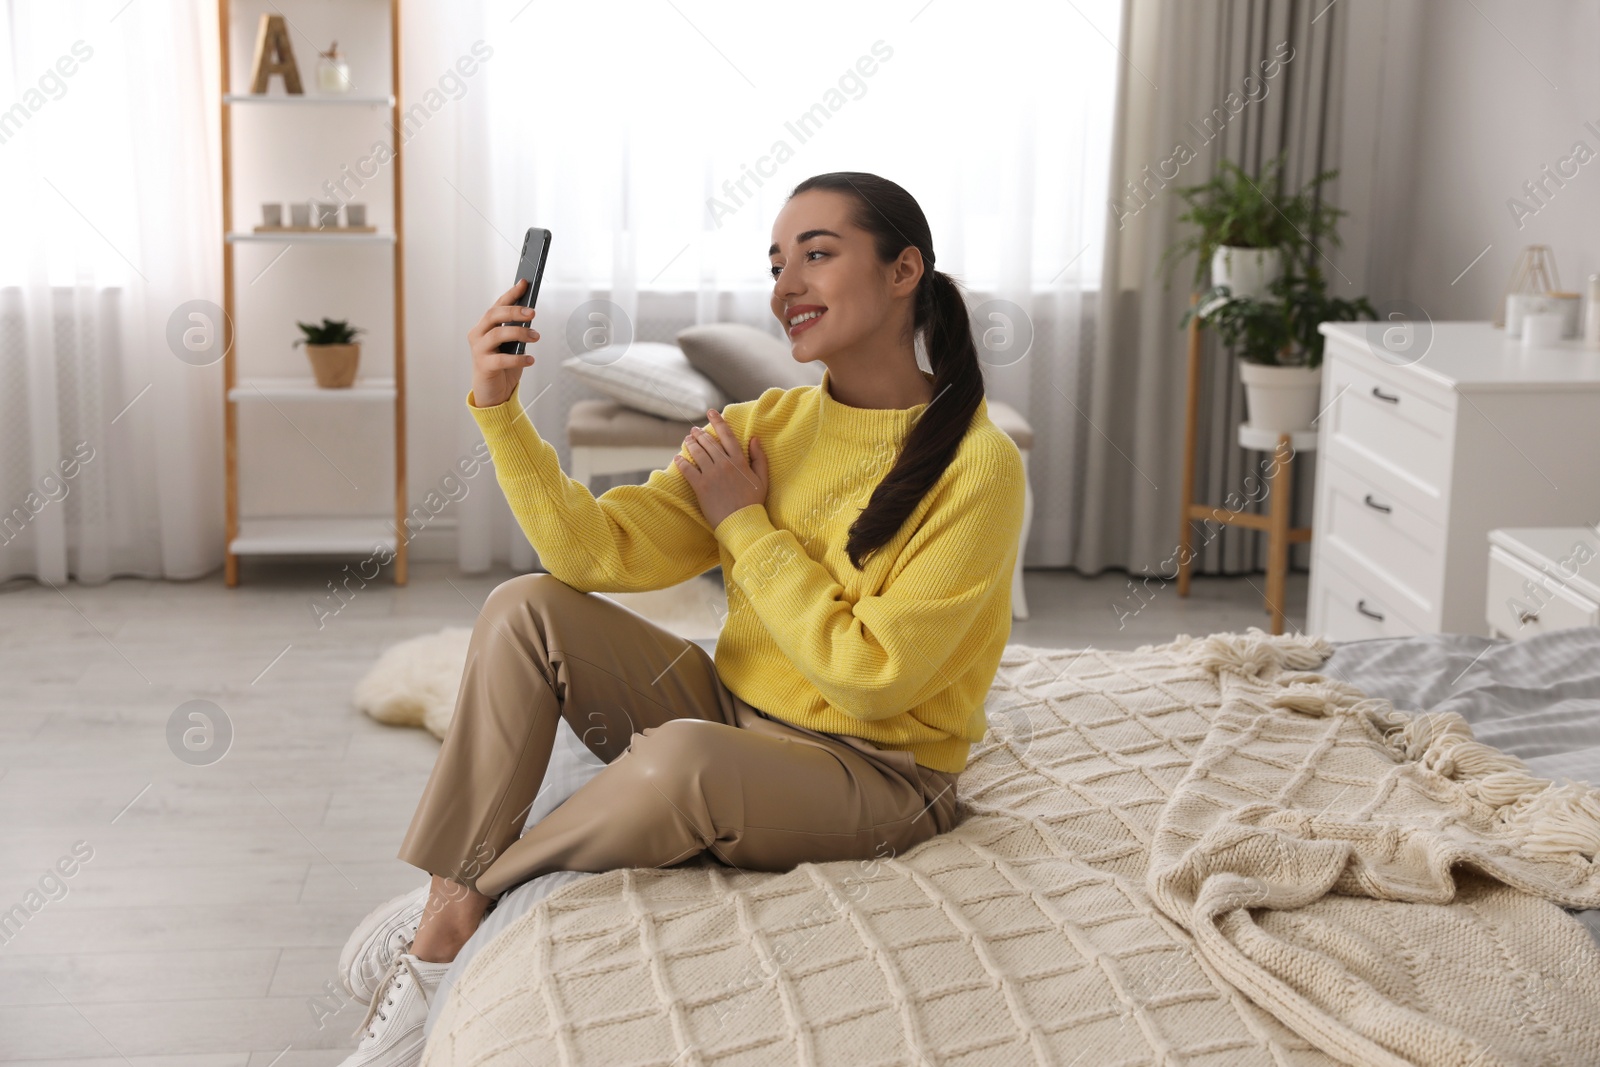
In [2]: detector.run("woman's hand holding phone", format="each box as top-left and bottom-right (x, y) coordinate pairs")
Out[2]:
(468, 278), (540, 409)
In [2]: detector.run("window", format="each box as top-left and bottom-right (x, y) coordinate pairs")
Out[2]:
(481, 0), (1121, 292)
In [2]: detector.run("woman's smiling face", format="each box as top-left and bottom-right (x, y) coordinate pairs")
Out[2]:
(768, 189), (919, 365)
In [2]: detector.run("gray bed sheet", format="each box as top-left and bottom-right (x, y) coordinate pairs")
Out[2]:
(1321, 626), (1600, 945)
(423, 631), (1600, 1039)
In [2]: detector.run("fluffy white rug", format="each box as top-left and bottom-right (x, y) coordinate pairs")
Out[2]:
(353, 627), (474, 739)
(353, 579), (725, 740)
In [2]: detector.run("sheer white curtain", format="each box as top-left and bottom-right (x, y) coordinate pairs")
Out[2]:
(436, 0), (1122, 572)
(0, 0), (223, 586)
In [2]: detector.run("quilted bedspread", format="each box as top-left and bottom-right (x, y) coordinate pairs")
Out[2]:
(421, 632), (1600, 1066)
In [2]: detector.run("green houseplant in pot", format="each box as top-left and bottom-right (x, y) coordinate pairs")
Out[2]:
(1279, 265), (1379, 374)
(1184, 267), (1376, 434)
(293, 317), (365, 388)
(1161, 149), (1346, 300)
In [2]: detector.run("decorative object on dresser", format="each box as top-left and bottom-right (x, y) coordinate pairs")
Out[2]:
(1486, 527), (1600, 640)
(1499, 244), (1571, 333)
(292, 318), (365, 389)
(1522, 309), (1566, 348)
(1307, 321), (1600, 640)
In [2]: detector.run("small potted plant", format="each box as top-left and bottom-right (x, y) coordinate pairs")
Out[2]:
(1160, 149), (1346, 299)
(293, 317), (365, 388)
(1183, 268), (1376, 434)
(1280, 265), (1378, 374)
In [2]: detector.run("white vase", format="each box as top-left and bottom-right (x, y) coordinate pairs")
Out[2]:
(1239, 361), (1321, 434)
(1212, 245), (1284, 301)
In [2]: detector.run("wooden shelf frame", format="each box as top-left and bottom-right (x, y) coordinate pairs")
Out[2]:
(219, 0), (408, 586)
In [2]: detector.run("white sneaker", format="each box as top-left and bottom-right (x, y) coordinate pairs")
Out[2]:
(339, 951), (450, 1066)
(340, 885), (429, 1004)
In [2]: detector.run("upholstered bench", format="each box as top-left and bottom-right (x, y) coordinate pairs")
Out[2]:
(567, 396), (1035, 620)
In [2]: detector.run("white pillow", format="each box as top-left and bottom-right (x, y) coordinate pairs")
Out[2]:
(562, 342), (728, 422)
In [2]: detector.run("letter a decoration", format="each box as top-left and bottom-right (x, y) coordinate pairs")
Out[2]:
(250, 14), (304, 94)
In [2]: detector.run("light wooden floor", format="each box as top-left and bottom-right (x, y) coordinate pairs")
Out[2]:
(0, 561), (1304, 1065)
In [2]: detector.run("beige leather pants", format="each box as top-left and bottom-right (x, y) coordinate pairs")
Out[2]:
(397, 573), (961, 898)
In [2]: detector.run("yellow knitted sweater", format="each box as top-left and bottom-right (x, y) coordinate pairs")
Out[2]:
(465, 366), (1026, 773)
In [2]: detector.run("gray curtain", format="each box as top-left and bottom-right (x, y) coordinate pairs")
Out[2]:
(1075, 0), (1347, 578)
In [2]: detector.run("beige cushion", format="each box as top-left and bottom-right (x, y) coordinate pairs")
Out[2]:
(675, 322), (824, 403)
(567, 398), (695, 448)
(986, 399), (1033, 450)
(561, 343), (727, 421)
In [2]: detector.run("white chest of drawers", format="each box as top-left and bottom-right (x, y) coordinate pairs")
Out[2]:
(1485, 527), (1600, 639)
(1307, 321), (1600, 640)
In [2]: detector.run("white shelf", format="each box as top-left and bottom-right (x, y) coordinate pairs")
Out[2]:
(227, 231), (395, 244)
(230, 516), (397, 556)
(230, 377), (397, 402)
(224, 93), (394, 106)
(1237, 424), (1318, 452)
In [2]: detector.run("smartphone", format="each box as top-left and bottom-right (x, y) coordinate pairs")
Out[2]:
(498, 227), (552, 355)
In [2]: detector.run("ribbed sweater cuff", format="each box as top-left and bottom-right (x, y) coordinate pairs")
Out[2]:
(466, 382), (525, 428)
(465, 383), (543, 473)
(713, 503), (776, 560)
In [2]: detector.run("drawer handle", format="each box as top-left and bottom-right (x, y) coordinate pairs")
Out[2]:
(1363, 494), (1392, 514)
(1371, 386), (1400, 404)
(1356, 599), (1385, 621)
(1518, 610), (1540, 625)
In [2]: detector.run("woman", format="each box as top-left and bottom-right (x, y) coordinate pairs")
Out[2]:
(339, 172), (1026, 1065)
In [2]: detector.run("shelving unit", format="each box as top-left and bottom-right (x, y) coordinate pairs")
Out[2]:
(228, 377), (398, 402)
(218, 0), (408, 586)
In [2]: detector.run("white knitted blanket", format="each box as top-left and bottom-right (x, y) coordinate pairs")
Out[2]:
(421, 632), (1600, 1066)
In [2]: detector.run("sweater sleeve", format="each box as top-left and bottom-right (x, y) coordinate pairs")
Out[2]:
(467, 380), (742, 593)
(712, 439), (1025, 722)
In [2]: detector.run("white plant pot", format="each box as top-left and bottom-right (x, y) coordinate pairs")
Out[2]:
(1239, 361), (1321, 434)
(1212, 245), (1284, 301)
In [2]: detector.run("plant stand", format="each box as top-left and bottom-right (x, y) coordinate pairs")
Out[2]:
(1176, 294), (1315, 636)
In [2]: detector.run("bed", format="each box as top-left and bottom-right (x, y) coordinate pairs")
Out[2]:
(418, 627), (1600, 1065)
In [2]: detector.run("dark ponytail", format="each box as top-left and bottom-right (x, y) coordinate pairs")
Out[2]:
(787, 172), (985, 570)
